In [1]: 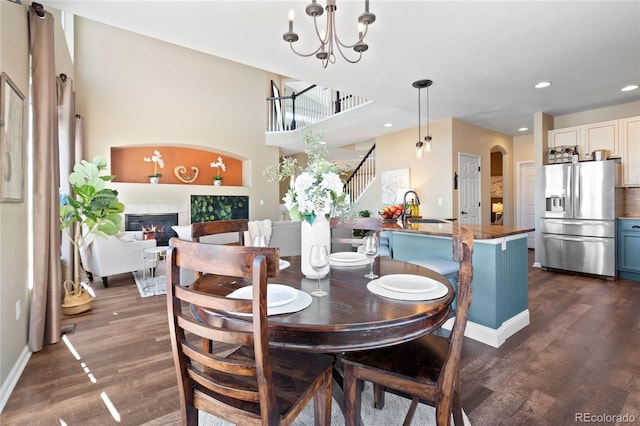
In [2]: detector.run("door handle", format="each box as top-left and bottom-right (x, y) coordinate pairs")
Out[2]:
(461, 211), (468, 215)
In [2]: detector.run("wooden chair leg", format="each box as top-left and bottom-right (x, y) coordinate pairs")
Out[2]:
(373, 383), (385, 409)
(402, 397), (419, 426)
(343, 363), (362, 426)
(313, 369), (332, 426)
(452, 388), (463, 425)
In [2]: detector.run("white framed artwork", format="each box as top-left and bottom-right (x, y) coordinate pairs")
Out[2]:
(380, 168), (410, 205)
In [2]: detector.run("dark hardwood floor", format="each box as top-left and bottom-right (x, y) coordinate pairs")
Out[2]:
(2, 250), (639, 425)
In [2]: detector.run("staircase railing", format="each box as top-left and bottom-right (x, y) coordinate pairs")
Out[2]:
(267, 84), (369, 132)
(344, 144), (376, 204)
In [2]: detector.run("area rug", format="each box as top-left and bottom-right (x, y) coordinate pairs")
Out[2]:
(132, 268), (166, 297)
(198, 382), (471, 425)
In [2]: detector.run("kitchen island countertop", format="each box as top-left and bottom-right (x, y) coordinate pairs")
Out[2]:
(382, 220), (534, 240)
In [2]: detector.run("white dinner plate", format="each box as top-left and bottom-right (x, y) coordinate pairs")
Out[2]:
(367, 279), (448, 301)
(329, 252), (367, 263)
(227, 284), (297, 308)
(223, 286), (312, 316)
(279, 259), (291, 270)
(377, 274), (439, 293)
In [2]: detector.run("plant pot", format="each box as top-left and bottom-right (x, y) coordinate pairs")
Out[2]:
(61, 280), (95, 316)
(149, 177), (159, 184)
(213, 179), (222, 186)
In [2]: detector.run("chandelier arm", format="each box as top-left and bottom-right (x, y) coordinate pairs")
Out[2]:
(288, 42), (325, 58)
(334, 24), (369, 49)
(333, 41), (364, 63)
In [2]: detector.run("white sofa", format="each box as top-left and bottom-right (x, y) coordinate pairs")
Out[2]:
(80, 231), (157, 286)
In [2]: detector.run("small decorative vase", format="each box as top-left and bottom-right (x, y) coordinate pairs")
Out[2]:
(213, 179), (222, 186)
(300, 215), (331, 278)
(149, 177), (159, 184)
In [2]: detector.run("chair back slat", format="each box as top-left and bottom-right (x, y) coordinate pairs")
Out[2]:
(191, 219), (248, 245)
(330, 217), (383, 249)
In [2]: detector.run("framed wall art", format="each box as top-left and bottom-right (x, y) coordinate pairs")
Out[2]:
(380, 168), (410, 205)
(0, 72), (26, 202)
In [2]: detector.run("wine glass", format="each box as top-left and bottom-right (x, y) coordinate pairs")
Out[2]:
(362, 235), (379, 279)
(309, 245), (329, 297)
(252, 235), (268, 247)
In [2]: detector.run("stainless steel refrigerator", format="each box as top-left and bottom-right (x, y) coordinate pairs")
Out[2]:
(540, 159), (622, 278)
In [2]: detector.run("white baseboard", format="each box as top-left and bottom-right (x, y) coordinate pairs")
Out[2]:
(0, 345), (31, 413)
(442, 309), (530, 348)
(532, 262), (542, 268)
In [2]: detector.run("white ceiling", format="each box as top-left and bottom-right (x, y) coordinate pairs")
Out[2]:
(42, 0), (640, 159)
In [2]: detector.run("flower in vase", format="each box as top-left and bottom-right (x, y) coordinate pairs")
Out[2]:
(210, 156), (226, 180)
(265, 131), (355, 224)
(144, 150), (165, 178)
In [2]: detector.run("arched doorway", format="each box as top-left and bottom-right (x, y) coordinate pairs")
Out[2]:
(490, 146), (506, 224)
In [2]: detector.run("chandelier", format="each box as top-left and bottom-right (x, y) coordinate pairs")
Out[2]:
(413, 79), (433, 159)
(283, 0), (376, 68)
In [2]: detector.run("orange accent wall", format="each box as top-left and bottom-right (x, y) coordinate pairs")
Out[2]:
(111, 146), (243, 186)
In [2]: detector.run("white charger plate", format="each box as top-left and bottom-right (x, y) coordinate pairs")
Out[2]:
(377, 274), (439, 293)
(367, 279), (448, 301)
(227, 284), (297, 308)
(329, 252), (367, 263)
(279, 259), (291, 270)
(224, 286), (312, 316)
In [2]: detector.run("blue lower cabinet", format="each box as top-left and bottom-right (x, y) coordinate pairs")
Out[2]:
(618, 219), (640, 282)
(392, 232), (529, 330)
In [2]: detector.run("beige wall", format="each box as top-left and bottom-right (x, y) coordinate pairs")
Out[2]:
(0, 1), (30, 401)
(362, 119), (454, 219)
(74, 17), (281, 221)
(513, 134), (534, 165)
(452, 119), (514, 225)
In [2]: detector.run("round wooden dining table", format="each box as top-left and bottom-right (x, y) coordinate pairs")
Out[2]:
(190, 255), (455, 353)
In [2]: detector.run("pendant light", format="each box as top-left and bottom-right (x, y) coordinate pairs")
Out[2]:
(413, 79), (433, 159)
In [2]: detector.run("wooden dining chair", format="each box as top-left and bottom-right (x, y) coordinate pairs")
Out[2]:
(190, 219), (248, 278)
(166, 238), (333, 426)
(342, 229), (474, 426)
(191, 219), (248, 244)
(330, 217), (383, 252)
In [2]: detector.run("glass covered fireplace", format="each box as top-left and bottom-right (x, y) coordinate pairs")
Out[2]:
(125, 213), (179, 246)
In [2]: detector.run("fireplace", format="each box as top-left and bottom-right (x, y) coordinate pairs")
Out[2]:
(125, 213), (179, 246)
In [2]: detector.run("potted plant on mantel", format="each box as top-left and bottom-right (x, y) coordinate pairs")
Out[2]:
(59, 156), (125, 315)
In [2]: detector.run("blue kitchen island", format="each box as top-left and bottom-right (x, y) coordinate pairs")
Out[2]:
(384, 221), (534, 347)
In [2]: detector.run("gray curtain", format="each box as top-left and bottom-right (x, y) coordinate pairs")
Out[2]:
(28, 4), (62, 351)
(58, 74), (76, 283)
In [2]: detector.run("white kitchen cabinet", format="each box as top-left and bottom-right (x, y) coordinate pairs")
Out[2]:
(621, 116), (640, 186)
(549, 126), (581, 150)
(584, 120), (619, 157)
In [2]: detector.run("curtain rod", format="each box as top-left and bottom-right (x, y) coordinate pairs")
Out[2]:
(31, 2), (45, 18)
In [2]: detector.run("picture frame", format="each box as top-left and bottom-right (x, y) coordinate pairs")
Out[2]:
(0, 72), (26, 202)
(380, 168), (411, 205)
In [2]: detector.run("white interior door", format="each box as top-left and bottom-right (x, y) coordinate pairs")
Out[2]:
(458, 153), (481, 225)
(518, 161), (536, 249)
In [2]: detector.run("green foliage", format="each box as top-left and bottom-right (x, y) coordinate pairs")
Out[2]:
(60, 156), (124, 290)
(190, 195), (249, 223)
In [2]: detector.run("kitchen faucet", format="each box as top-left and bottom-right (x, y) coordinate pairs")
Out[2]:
(401, 190), (421, 222)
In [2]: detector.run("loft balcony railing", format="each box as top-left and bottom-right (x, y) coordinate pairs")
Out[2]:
(266, 84), (369, 132)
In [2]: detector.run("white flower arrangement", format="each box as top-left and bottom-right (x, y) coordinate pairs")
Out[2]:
(265, 131), (354, 224)
(210, 156), (226, 180)
(143, 150), (165, 177)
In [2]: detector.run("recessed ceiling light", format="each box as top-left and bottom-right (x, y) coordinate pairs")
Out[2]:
(534, 81), (551, 89)
(518, 127), (528, 132)
(384, 123), (392, 128)
(621, 84), (639, 92)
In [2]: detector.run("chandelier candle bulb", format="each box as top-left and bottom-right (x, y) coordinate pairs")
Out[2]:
(289, 10), (294, 32)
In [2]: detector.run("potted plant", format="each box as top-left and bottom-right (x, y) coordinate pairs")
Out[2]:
(144, 150), (164, 183)
(210, 156), (226, 185)
(59, 156), (125, 315)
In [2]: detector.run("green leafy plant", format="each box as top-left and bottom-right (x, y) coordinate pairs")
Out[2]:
(60, 156), (125, 295)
